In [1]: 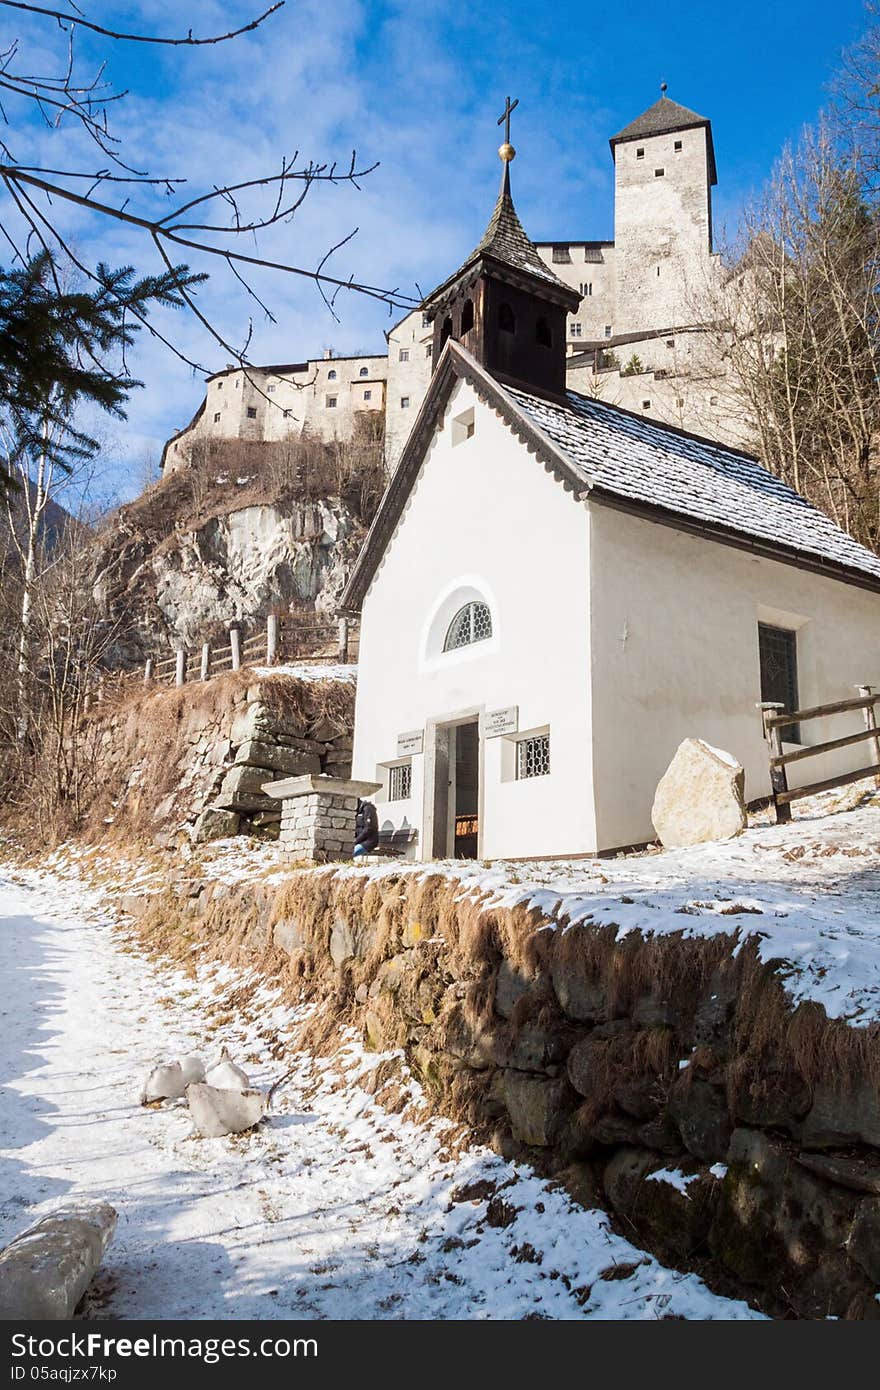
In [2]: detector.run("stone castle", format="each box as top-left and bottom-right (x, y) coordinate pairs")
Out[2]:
(162, 90), (742, 478)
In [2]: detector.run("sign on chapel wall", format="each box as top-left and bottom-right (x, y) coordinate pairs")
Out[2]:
(397, 730), (424, 757)
(484, 707), (519, 738)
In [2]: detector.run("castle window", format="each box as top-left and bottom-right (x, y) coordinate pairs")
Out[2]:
(359, 366), (369, 376)
(388, 763), (412, 801)
(217, 381), (223, 389)
(636, 147), (644, 159)
(326, 395), (337, 408)
(498, 303), (516, 334)
(674, 140), (683, 152)
(213, 412), (221, 423)
(570, 322), (583, 338)
(580, 282), (593, 296)
(400, 396), (410, 408)
(421, 312), (432, 328)
(328, 369), (337, 380)
(399, 349), (409, 362)
(551, 246), (572, 263)
(666, 339), (675, 348)
(426, 344), (433, 357)
(535, 317), (552, 348)
(444, 601), (492, 652)
(441, 315), (453, 346)
(516, 732), (550, 780)
(642, 400), (651, 410)
(246, 407), (257, 418)
(267, 384), (276, 393)
(364, 390), (372, 401)
(655, 168), (665, 177)
(604, 325), (612, 339)
(460, 298), (474, 335)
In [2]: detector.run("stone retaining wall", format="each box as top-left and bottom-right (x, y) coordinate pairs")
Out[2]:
(81, 672), (354, 845)
(130, 865), (880, 1319)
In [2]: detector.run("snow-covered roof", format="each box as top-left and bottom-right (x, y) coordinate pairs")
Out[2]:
(342, 343), (880, 609)
(506, 384), (880, 585)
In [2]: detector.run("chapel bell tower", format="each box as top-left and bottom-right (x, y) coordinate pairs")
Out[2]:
(421, 98), (581, 397)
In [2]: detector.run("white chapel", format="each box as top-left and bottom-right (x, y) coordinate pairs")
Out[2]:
(343, 113), (880, 860)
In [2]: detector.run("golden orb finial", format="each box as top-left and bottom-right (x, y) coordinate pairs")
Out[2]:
(498, 141), (516, 163)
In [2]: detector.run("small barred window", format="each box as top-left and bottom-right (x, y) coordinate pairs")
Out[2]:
(389, 763), (412, 800)
(517, 734), (550, 780)
(444, 602), (492, 651)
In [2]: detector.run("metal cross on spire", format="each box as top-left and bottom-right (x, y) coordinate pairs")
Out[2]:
(497, 95), (519, 146)
(496, 95), (519, 192)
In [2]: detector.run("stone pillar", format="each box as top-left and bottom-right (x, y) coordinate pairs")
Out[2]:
(262, 775), (381, 863)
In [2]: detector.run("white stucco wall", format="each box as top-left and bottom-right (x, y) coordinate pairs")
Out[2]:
(588, 501), (880, 851)
(352, 378), (595, 860)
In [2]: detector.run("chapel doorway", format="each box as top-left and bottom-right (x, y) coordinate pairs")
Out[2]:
(453, 721), (480, 858)
(428, 717), (481, 858)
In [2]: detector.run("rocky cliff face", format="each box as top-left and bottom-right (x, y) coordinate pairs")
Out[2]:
(97, 497), (361, 655)
(92, 432), (383, 662)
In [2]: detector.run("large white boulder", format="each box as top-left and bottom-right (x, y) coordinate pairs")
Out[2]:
(205, 1049), (250, 1092)
(652, 738), (747, 848)
(0, 1202), (117, 1320)
(187, 1082), (265, 1138)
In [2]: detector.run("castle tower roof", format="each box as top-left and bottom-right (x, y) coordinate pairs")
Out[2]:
(610, 90), (717, 185)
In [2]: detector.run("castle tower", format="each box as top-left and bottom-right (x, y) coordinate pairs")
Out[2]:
(610, 85), (716, 336)
(421, 99), (581, 397)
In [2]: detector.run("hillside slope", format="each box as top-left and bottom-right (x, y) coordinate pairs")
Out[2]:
(93, 427), (384, 662)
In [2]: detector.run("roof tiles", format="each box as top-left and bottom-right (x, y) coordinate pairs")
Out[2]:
(506, 384), (880, 583)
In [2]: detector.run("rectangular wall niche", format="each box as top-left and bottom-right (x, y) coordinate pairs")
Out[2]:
(452, 407), (475, 446)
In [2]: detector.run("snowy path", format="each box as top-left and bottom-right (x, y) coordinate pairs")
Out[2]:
(0, 867), (760, 1321)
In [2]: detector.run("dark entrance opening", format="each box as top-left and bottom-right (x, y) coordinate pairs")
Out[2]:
(453, 720), (479, 858)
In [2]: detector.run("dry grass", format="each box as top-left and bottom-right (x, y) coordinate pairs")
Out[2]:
(125, 857), (880, 1149)
(12, 668), (356, 852)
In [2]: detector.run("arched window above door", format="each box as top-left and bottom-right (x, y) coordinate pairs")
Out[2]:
(444, 601), (493, 651)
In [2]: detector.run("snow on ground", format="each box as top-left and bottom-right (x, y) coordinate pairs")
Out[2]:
(646, 1168), (700, 1198)
(325, 788), (880, 1026)
(251, 663), (357, 683)
(46, 786), (880, 1028)
(0, 865), (759, 1321)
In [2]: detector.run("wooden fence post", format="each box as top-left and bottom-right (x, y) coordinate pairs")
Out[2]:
(758, 701), (791, 824)
(175, 648), (187, 687)
(201, 642), (211, 682)
(143, 658), (154, 685)
(338, 616), (349, 664)
(229, 625), (241, 672)
(857, 685), (880, 787)
(267, 613), (279, 666)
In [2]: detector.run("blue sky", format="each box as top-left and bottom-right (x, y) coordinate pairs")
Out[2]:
(6, 0), (873, 500)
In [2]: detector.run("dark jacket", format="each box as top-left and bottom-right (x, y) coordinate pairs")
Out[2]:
(355, 798), (379, 851)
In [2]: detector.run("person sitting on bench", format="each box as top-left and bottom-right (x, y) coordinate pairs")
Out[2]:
(353, 798), (379, 857)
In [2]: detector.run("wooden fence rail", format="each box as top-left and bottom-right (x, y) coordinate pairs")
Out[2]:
(140, 613), (358, 688)
(759, 683), (880, 823)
